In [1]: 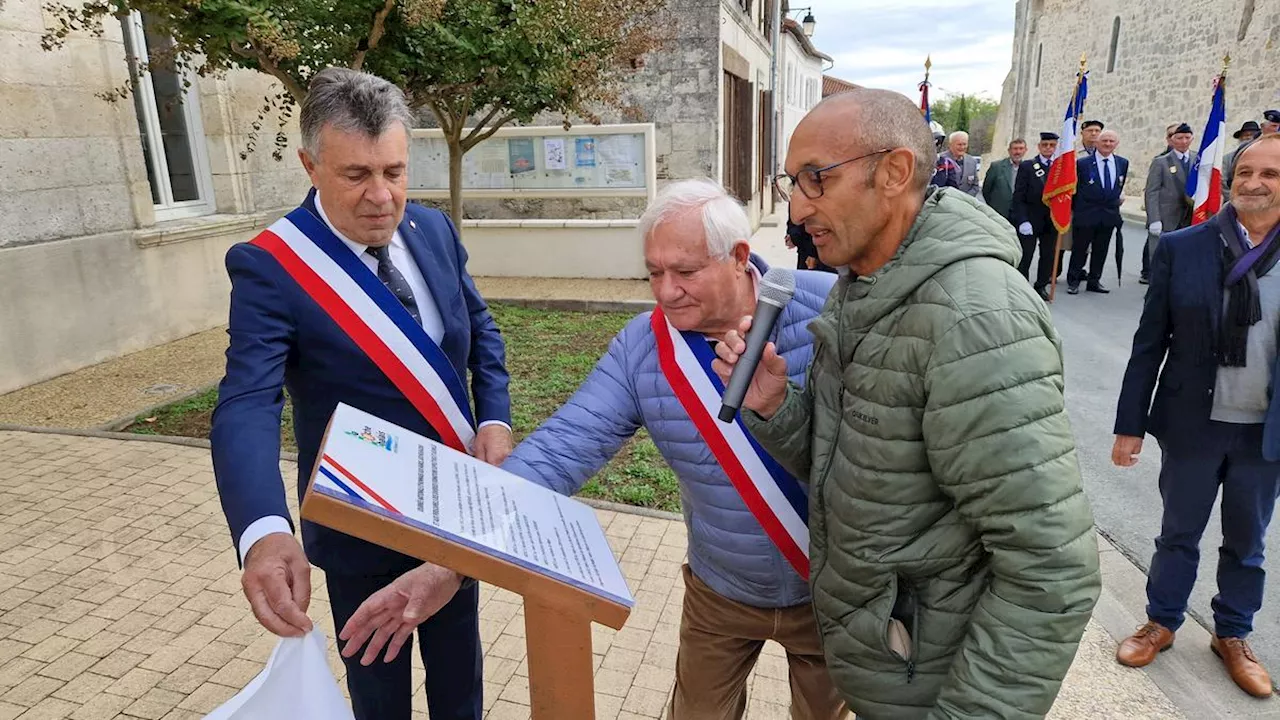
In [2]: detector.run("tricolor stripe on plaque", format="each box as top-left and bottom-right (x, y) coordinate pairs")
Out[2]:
(651, 309), (810, 579)
(250, 207), (475, 453)
(316, 454), (402, 514)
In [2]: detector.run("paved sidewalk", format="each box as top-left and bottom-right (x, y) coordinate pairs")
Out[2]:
(0, 428), (1191, 719)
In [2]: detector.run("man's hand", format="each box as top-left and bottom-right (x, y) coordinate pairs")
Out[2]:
(1112, 435), (1144, 467)
(1018, 222), (1034, 236)
(339, 564), (462, 666)
(784, 236), (796, 249)
(474, 424), (513, 466)
(711, 315), (790, 420)
(242, 533), (313, 637)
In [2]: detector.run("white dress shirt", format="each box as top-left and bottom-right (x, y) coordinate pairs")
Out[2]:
(238, 197), (508, 564)
(1095, 153), (1117, 189)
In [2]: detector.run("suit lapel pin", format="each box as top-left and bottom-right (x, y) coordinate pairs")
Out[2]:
(409, 220), (417, 229)
(1170, 166), (1178, 174)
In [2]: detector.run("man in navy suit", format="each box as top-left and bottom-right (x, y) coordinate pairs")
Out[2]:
(1112, 135), (1280, 698)
(210, 68), (512, 719)
(1067, 129), (1128, 294)
(1012, 131), (1061, 300)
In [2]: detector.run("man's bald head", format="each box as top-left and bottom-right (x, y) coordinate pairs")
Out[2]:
(802, 89), (937, 191)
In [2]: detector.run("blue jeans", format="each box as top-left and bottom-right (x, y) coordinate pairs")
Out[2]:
(1147, 421), (1280, 638)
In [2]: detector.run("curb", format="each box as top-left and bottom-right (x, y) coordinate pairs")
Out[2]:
(488, 297), (654, 314)
(94, 381), (221, 432)
(0, 426), (678, 521)
(0, 424), (300, 463)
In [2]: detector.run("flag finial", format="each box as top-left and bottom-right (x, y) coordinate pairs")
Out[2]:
(1079, 53), (1087, 72)
(1223, 53), (1232, 75)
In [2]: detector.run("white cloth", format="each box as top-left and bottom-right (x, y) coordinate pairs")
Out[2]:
(205, 628), (354, 720)
(239, 198), (510, 564)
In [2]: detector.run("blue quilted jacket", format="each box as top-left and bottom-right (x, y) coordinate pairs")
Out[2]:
(502, 256), (835, 608)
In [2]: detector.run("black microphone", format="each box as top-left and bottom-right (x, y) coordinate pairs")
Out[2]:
(718, 267), (796, 423)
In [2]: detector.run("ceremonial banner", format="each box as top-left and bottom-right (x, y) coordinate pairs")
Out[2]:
(1044, 70), (1089, 233)
(650, 309), (810, 578)
(1189, 73), (1228, 225)
(251, 208), (476, 453)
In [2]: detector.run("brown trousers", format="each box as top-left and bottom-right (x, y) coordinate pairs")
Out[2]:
(668, 565), (850, 720)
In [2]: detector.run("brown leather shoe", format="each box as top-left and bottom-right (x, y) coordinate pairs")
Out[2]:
(1211, 636), (1274, 698)
(1116, 621), (1174, 667)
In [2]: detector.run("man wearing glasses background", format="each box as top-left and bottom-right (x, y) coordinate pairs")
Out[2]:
(715, 88), (1099, 718)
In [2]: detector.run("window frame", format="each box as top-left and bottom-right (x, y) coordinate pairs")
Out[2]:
(120, 11), (216, 223)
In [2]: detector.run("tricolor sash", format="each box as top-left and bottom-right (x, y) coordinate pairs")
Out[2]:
(250, 207), (476, 453)
(651, 308), (810, 578)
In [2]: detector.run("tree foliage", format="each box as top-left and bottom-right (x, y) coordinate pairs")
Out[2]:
(931, 93), (1000, 155)
(41, 0), (669, 221)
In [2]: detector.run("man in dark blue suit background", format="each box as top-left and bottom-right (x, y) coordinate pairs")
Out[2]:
(1012, 131), (1061, 301)
(210, 68), (512, 719)
(1067, 129), (1128, 294)
(1112, 135), (1280, 698)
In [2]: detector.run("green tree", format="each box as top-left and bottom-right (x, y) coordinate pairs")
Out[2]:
(930, 92), (999, 154)
(41, 0), (668, 223)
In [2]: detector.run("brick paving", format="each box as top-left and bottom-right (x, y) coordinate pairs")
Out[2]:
(0, 429), (1181, 720)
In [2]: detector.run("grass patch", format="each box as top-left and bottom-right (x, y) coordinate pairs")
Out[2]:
(125, 303), (680, 512)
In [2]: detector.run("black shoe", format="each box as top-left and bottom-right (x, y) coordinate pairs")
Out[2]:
(1036, 286), (1051, 301)
(1138, 274), (1150, 285)
(1087, 282), (1111, 294)
(1067, 283), (1080, 295)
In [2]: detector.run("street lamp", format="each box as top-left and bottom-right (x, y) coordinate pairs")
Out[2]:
(787, 6), (818, 36)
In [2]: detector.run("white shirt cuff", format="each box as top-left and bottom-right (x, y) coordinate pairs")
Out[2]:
(478, 420), (512, 432)
(238, 515), (294, 565)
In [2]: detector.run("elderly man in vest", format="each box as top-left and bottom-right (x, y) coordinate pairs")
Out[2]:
(714, 89), (1099, 719)
(502, 178), (847, 720)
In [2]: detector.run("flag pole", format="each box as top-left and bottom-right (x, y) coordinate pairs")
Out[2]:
(1048, 53), (1087, 303)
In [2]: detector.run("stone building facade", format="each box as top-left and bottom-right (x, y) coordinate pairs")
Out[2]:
(0, 0), (309, 395)
(0, 0), (817, 394)
(995, 0), (1279, 201)
(459, 0), (787, 227)
(778, 19), (830, 174)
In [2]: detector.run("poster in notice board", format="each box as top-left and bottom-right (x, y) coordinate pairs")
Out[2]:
(408, 131), (646, 192)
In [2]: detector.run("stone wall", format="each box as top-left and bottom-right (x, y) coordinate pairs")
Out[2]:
(447, 0), (722, 222)
(0, 0), (308, 392)
(998, 0), (1277, 200)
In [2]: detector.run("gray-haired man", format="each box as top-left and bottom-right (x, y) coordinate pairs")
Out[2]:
(211, 67), (512, 719)
(941, 131), (982, 198)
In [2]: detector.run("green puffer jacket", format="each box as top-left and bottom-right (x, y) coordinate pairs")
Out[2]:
(746, 188), (1100, 719)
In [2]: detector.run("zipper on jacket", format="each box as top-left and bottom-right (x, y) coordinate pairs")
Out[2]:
(811, 280), (851, 581)
(890, 575), (920, 684)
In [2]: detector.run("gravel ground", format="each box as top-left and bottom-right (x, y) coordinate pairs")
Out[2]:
(0, 327), (230, 429)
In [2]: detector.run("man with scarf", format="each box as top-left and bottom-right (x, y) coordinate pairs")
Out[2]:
(1112, 134), (1280, 699)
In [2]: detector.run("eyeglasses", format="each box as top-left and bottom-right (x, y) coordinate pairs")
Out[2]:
(773, 149), (892, 201)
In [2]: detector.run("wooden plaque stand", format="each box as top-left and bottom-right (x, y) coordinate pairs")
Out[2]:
(301, 473), (630, 720)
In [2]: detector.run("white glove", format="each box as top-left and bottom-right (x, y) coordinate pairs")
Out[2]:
(1018, 222), (1034, 236)
(1148, 221), (1163, 234)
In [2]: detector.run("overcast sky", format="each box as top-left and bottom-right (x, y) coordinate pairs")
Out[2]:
(799, 0), (1015, 102)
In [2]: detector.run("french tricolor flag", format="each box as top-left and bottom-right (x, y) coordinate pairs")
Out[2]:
(1189, 75), (1227, 225)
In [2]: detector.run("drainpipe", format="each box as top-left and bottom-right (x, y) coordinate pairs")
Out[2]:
(769, 0), (782, 211)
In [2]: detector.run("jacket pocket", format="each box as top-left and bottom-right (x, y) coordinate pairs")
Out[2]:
(881, 574), (920, 683)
